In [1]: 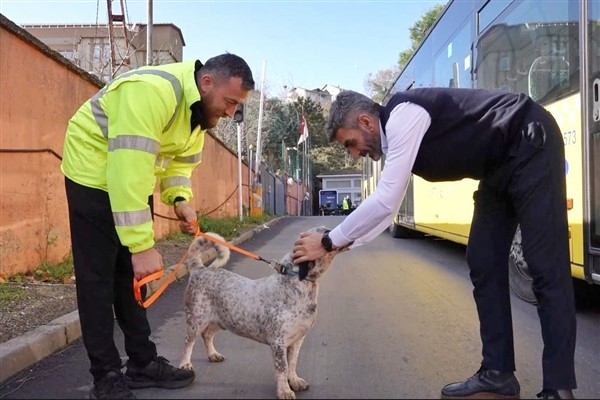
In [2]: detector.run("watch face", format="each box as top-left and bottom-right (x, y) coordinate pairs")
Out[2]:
(321, 232), (333, 251)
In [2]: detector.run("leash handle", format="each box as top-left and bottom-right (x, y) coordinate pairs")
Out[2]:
(133, 222), (201, 308)
(133, 270), (165, 308)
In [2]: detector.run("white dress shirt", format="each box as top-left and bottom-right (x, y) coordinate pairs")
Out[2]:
(328, 102), (431, 248)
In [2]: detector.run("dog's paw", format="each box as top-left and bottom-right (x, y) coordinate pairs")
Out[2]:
(277, 388), (296, 399)
(208, 352), (225, 362)
(289, 377), (309, 392)
(179, 362), (194, 370)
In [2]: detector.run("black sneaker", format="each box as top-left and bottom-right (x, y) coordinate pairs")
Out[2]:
(537, 389), (575, 399)
(124, 356), (195, 389)
(90, 370), (136, 399)
(441, 367), (520, 399)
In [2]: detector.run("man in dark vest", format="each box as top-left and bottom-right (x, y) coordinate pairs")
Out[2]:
(292, 89), (576, 400)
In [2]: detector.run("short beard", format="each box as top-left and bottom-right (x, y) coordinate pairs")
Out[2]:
(197, 101), (212, 129)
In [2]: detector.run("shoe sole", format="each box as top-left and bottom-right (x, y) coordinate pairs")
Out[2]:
(89, 387), (137, 399)
(441, 393), (520, 399)
(125, 376), (195, 390)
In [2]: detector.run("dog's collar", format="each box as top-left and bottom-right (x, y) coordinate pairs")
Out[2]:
(271, 261), (315, 282)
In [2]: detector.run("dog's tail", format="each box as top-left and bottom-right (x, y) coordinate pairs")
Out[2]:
(187, 232), (231, 269)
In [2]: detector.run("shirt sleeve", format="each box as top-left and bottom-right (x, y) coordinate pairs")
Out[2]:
(328, 102), (431, 249)
(104, 81), (173, 253)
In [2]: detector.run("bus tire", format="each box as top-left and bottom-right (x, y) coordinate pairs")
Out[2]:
(389, 222), (424, 239)
(508, 228), (537, 305)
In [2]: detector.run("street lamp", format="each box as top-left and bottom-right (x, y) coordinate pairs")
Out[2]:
(234, 104), (244, 221)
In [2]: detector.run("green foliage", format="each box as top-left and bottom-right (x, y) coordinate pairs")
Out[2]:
(399, 3), (445, 68)
(408, 4), (446, 49)
(398, 48), (413, 70)
(0, 285), (28, 306)
(311, 145), (361, 177)
(197, 213), (275, 241)
(7, 256), (74, 284)
(259, 97), (329, 177)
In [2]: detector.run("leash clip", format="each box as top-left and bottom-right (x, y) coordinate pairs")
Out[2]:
(268, 260), (284, 273)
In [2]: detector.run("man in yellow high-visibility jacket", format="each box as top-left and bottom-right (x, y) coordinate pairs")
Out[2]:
(342, 196), (350, 215)
(61, 53), (254, 399)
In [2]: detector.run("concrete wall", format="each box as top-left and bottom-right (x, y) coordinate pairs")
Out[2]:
(0, 14), (304, 278)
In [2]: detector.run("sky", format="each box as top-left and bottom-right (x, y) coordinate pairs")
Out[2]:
(0, 0), (443, 97)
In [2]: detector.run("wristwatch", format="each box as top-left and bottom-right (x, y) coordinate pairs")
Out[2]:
(321, 230), (333, 252)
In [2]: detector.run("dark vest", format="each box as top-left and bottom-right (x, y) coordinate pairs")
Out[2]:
(380, 88), (532, 181)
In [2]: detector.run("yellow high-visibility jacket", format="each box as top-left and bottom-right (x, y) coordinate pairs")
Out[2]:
(61, 60), (205, 254)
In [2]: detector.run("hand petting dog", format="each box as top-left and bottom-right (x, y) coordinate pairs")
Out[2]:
(292, 231), (328, 264)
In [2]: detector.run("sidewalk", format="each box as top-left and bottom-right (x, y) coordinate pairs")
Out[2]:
(0, 216), (286, 384)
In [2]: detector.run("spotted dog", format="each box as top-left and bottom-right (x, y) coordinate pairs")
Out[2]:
(179, 227), (346, 399)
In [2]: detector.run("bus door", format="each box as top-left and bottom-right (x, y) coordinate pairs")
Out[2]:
(582, 0), (600, 283)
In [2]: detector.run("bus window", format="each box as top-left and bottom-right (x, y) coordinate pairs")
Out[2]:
(478, 0), (510, 33)
(528, 55), (570, 102)
(434, 21), (472, 88)
(475, 0), (579, 104)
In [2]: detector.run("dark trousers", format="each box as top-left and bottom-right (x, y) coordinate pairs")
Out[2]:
(466, 104), (577, 390)
(65, 178), (157, 382)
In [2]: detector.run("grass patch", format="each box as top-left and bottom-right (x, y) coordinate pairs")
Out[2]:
(197, 213), (275, 241)
(7, 256), (75, 285)
(0, 285), (29, 306)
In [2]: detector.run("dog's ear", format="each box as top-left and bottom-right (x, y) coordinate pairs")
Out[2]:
(298, 262), (309, 281)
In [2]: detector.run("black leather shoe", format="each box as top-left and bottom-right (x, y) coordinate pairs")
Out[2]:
(441, 368), (520, 399)
(536, 389), (575, 399)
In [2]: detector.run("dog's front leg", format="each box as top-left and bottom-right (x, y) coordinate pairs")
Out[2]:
(179, 334), (196, 370)
(271, 343), (295, 399)
(287, 336), (309, 392)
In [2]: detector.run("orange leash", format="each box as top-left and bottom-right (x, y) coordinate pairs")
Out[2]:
(133, 221), (275, 308)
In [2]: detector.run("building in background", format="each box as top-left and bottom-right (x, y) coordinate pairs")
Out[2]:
(22, 23), (184, 82)
(317, 170), (362, 209)
(285, 84), (343, 110)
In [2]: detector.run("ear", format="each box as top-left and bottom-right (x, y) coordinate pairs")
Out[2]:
(358, 113), (372, 128)
(199, 74), (213, 93)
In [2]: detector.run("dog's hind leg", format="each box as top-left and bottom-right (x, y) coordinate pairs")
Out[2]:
(271, 342), (295, 399)
(179, 316), (204, 370)
(202, 322), (225, 362)
(287, 336), (309, 392)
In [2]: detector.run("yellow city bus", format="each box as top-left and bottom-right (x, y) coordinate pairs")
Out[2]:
(364, 0), (600, 303)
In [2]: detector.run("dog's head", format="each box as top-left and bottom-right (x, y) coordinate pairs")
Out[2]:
(279, 226), (348, 282)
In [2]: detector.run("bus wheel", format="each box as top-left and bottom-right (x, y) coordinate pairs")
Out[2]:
(508, 227), (537, 305)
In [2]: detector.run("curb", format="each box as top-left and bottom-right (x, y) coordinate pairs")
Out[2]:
(0, 216), (287, 384)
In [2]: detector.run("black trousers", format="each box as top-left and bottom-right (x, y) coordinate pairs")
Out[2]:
(65, 178), (157, 382)
(466, 104), (576, 389)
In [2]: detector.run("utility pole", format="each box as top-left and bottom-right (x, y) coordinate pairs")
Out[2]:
(106, 0), (131, 78)
(146, 0), (153, 65)
(251, 60), (267, 217)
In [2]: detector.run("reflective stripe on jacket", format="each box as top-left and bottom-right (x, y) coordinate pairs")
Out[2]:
(61, 60), (204, 253)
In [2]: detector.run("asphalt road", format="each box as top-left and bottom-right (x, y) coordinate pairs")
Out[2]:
(1, 216), (599, 399)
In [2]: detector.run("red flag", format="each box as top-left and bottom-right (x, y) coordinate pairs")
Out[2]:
(298, 112), (308, 145)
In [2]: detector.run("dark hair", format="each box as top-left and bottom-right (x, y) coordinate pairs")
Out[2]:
(327, 90), (380, 141)
(202, 53), (255, 91)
